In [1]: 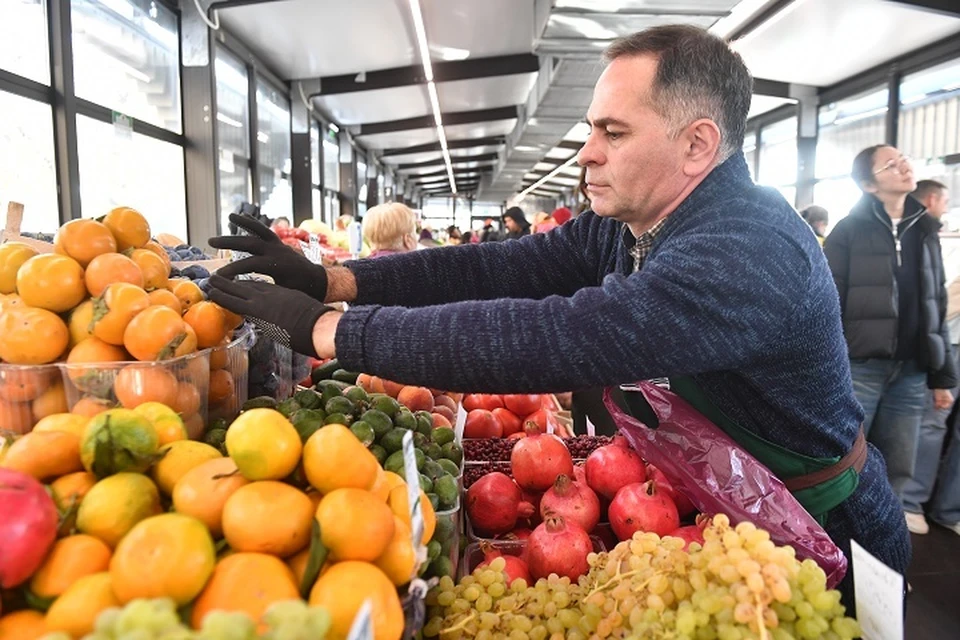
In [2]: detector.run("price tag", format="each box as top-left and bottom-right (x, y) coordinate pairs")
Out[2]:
(112, 110), (133, 140)
(401, 431), (427, 570)
(851, 539), (903, 640)
(454, 403), (467, 442)
(348, 219), (363, 258)
(346, 599), (374, 640)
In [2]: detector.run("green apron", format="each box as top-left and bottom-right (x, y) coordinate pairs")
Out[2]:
(621, 376), (860, 524)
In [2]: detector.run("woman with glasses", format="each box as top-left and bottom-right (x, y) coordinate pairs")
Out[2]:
(824, 146), (957, 522)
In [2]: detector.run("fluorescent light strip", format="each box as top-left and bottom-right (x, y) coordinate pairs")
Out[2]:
(518, 156), (579, 198)
(409, 0), (456, 194)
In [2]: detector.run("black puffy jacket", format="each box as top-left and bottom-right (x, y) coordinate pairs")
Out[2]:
(824, 194), (958, 389)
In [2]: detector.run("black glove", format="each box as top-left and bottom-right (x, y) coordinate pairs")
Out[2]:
(209, 213), (328, 301)
(207, 275), (334, 357)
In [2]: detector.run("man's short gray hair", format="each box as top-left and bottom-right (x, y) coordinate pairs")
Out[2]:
(604, 25), (753, 163)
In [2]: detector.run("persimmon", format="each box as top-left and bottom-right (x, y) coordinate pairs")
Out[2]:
(0, 306), (69, 364)
(54, 219), (117, 267)
(122, 305), (188, 361)
(128, 249), (169, 292)
(102, 207), (150, 252)
(113, 365), (179, 409)
(0, 242), (39, 294)
(16, 253), (86, 313)
(147, 289), (182, 315)
(84, 253), (144, 298)
(183, 301), (227, 349)
(90, 283), (151, 346)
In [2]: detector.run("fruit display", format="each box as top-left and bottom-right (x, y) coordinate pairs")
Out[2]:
(461, 393), (571, 439)
(424, 515), (861, 640)
(0, 207), (249, 436)
(464, 436), (613, 463)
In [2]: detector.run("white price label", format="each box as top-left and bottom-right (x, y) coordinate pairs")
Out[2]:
(454, 403), (467, 443)
(401, 430), (425, 563)
(346, 599), (374, 640)
(851, 539), (904, 640)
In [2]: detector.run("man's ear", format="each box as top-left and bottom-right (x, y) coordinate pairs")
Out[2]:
(681, 118), (721, 176)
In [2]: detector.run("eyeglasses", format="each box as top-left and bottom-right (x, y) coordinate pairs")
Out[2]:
(873, 155), (912, 176)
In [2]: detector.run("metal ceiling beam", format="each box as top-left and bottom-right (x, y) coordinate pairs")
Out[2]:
(410, 164), (496, 179)
(413, 171), (488, 185)
(309, 54), (540, 96)
(556, 139), (583, 150)
(381, 136), (505, 157)
(358, 106), (520, 136)
(396, 152), (499, 171)
(881, 0), (960, 18)
(727, 0), (795, 42)
(208, 0), (289, 9)
(552, 6), (729, 17)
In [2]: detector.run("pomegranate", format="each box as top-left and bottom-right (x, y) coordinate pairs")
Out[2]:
(519, 488), (544, 527)
(527, 514), (593, 581)
(466, 472), (535, 536)
(647, 464), (697, 517)
(511, 423), (573, 492)
(573, 463), (587, 485)
(540, 474), (601, 533)
(584, 436), (647, 499)
(507, 431), (526, 441)
(669, 525), (706, 550)
(477, 542), (531, 585)
(464, 409), (503, 439)
(0, 468), (59, 588)
(609, 480), (680, 540)
(501, 528), (532, 541)
(492, 407), (523, 436)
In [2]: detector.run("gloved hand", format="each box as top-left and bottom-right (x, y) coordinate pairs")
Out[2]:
(207, 275), (334, 357)
(209, 213), (328, 301)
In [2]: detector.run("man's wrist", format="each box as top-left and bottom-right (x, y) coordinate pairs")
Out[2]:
(312, 310), (343, 359)
(325, 266), (358, 303)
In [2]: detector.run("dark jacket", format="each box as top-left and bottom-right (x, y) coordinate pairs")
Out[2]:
(502, 207), (531, 240)
(824, 194), (958, 389)
(340, 153), (910, 588)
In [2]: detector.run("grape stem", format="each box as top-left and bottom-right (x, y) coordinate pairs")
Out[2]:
(440, 611), (476, 635)
(586, 569), (661, 600)
(755, 592), (768, 640)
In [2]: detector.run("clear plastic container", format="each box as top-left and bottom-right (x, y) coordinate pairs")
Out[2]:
(207, 324), (255, 424)
(60, 349), (212, 439)
(459, 536), (606, 580)
(424, 496), (461, 581)
(0, 363), (64, 434)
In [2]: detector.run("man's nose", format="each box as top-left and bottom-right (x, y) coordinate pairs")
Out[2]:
(577, 134), (602, 166)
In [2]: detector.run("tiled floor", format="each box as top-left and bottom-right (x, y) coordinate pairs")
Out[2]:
(906, 522), (960, 638)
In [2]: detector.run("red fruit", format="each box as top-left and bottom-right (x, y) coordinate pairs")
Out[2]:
(511, 423), (574, 492)
(397, 386), (434, 412)
(584, 437), (647, 500)
(492, 408), (523, 436)
(608, 480), (680, 540)
(540, 474), (601, 533)
(466, 472), (535, 536)
(433, 394), (458, 413)
(501, 528), (532, 542)
(477, 542), (531, 585)
(381, 379), (405, 398)
(520, 488), (544, 527)
(647, 464), (697, 517)
(524, 409), (551, 433)
(464, 409), (503, 439)
(432, 405), (456, 423)
(573, 463), (587, 485)
(431, 413), (452, 429)
(507, 431), (526, 441)
(669, 525), (706, 550)
(463, 394), (503, 412)
(527, 514), (593, 581)
(0, 468), (59, 588)
(503, 394), (542, 417)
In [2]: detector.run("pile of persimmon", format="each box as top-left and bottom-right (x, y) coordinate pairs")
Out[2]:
(0, 207), (242, 434)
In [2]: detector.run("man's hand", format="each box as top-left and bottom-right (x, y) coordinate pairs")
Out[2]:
(207, 275), (335, 357)
(934, 388), (955, 410)
(209, 214), (328, 301)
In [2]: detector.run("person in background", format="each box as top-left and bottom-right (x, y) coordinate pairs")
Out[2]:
(361, 202), (418, 258)
(461, 231), (475, 245)
(446, 226), (462, 245)
(800, 205), (829, 244)
(902, 178), (960, 534)
(824, 147), (957, 518)
(533, 211), (558, 234)
(479, 219), (500, 242)
(271, 216), (291, 231)
(418, 228), (440, 249)
(502, 207), (531, 239)
(552, 206), (574, 226)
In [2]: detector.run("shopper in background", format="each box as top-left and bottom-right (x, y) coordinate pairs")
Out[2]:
(271, 216), (291, 231)
(501, 207), (531, 239)
(824, 146), (957, 519)
(209, 25), (909, 606)
(479, 218), (500, 242)
(552, 206), (574, 226)
(533, 211), (558, 234)
(446, 226), (463, 245)
(361, 202), (418, 258)
(800, 204), (829, 244)
(902, 178), (960, 534)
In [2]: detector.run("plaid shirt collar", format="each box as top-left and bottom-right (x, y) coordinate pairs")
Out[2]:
(628, 216), (670, 272)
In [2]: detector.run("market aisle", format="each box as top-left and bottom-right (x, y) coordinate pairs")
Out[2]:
(905, 525), (960, 638)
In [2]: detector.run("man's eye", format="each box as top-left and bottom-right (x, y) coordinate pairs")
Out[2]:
(606, 131), (621, 140)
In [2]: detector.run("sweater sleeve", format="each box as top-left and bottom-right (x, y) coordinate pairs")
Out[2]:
(335, 218), (811, 392)
(344, 214), (610, 308)
(823, 222), (850, 316)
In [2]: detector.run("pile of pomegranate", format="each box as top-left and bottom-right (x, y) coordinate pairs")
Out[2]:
(465, 426), (706, 581)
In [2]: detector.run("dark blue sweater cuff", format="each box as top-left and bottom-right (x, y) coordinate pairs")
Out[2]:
(335, 305), (379, 372)
(344, 259), (385, 306)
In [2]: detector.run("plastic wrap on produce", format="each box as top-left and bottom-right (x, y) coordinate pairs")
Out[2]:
(603, 382), (847, 588)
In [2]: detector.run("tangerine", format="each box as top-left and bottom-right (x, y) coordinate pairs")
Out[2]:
(172, 456), (248, 538)
(309, 562), (403, 640)
(315, 488), (395, 562)
(225, 408), (301, 481)
(221, 481), (313, 557)
(44, 572), (119, 638)
(191, 553), (299, 630)
(76, 473), (161, 547)
(29, 534), (112, 599)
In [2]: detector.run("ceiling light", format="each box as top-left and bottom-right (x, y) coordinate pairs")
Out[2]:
(518, 156), (579, 199)
(409, 0), (455, 194)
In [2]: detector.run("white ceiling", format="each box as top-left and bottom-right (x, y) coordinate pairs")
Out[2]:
(215, 0), (960, 201)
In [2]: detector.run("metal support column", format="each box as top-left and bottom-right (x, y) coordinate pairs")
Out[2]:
(49, 0), (81, 223)
(886, 66), (902, 147)
(181, 0), (221, 242)
(291, 80), (320, 225)
(792, 84), (819, 209)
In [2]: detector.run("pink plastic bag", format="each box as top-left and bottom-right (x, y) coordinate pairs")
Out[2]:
(604, 382), (847, 587)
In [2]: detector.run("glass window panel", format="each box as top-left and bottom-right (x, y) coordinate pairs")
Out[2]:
(310, 120), (321, 186)
(215, 46), (249, 159)
(0, 0), (49, 84)
(757, 116), (798, 189)
(323, 128), (339, 191)
(256, 78), (291, 219)
(357, 157), (368, 203)
(219, 163), (250, 234)
(76, 114), (187, 240)
(816, 86), (888, 179)
(71, 0), (181, 133)
(814, 176), (862, 233)
(324, 190), (339, 227)
(742, 131), (757, 181)
(0, 91), (58, 233)
(312, 187), (321, 221)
